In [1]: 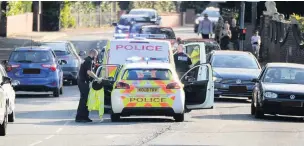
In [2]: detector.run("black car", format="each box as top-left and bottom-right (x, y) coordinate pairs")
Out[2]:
(138, 25), (177, 46)
(251, 63), (304, 118)
(208, 50), (261, 99)
(128, 23), (155, 38)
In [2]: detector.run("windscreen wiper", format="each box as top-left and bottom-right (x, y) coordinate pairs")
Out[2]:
(17, 60), (32, 63)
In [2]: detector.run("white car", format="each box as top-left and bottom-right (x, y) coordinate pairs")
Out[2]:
(0, 65), (19, 136)
(108, 58), (214, 122)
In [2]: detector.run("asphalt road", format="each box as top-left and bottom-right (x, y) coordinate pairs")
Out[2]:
(1, 28), (304, 146)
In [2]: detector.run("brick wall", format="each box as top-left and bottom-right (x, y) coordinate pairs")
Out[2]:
(6, 13), (33, 36)
(160, 13), (182, 27)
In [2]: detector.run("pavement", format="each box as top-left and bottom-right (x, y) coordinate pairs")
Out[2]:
(0, 27), (303, 146)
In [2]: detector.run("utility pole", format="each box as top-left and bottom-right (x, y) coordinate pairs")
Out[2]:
(251, 2), (257, 31)
(239, 1), (245, 51)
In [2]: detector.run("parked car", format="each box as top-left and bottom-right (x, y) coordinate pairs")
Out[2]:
(194, 7), (222, 33)
(40, 41), (83, 85)
(112, 14), (152, 39)
(2, 46), (66, 97)
(128, 8), (161, 25)
(208, 50), (261, 99)
(0, 65), (19, 123)
(0, 76), (11, 136)
(251, 63), (304, 118)
(128, 22), (156, 38)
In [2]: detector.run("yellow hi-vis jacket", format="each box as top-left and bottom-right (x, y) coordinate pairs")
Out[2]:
(190, 49), (200, 65)
(87, 88), (104, 118)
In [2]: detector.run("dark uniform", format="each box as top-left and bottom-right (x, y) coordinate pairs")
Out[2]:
(174, 52), (192, 78)
(76, 56), (94, 121)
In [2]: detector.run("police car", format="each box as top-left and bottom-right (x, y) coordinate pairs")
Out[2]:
(99, 57), (214, 122)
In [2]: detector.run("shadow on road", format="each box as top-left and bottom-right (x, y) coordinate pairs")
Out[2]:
(192, 113), (304, 123)
(16, 94), (54, 98)
(215, 97), (250, 104)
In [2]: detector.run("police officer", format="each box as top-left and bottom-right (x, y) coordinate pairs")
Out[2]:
(174, 44), (192, 78)
(76, 49), (102, 123)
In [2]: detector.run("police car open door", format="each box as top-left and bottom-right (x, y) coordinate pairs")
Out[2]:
(183, 43), (206, 64)
(180, 63), (214, 109)
(96, 64), (122, 108)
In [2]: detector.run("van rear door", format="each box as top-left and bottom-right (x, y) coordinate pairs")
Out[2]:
(108, 39), (171, 64)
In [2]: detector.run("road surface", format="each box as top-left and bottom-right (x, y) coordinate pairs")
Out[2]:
(1, 28), (304, 146)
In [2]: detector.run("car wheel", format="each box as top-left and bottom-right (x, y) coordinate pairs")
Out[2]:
(0, 103), (8, 136)
(255, 105), (264, 119)
(251, 101), (255, 115)
(8, 110), (15, 122)
(72, 79), (78, 85)
(110, 114), (120, 122)
(174, 113), (184, 122)
(60, 87), (63, 95)
(53, 88), (60, 97)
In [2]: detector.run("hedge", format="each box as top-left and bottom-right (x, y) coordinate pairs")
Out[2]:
(5, 1), (32, 16)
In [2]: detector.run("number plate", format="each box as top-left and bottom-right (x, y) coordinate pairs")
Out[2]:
(229, 86), (247, 93)
(282, 101), (302, 107)
(137, 88), (159, 92)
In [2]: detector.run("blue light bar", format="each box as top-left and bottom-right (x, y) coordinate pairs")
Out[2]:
(134, 34), (167, 39)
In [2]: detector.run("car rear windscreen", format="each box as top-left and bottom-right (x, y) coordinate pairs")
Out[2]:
(41, 43), (70, 56)
(122, 69), (172, 80)
(141, 27), (176, 39)
(9, 51), (54, 63)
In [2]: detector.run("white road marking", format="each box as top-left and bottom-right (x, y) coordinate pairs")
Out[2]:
(45, 135), (54, 140)
(105, 135), (120, 139)
(28, 140), (43, 146)
(56, 128), (63, 133)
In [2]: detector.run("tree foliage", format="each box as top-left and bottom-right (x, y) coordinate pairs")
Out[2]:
(5, 1), (32, 16)
(60, 1), (76, 29)
(180, 1), (210, 13)
(130, 1), (176, 13)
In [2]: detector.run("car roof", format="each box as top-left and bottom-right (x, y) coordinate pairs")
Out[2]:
(41, 41), (69, 43)
(14, 46), (52, 51)
(266, 62), (304, 68)
(212, 50), (253, 55)
(124, 62), (173, 70)
(142, 25), (172, 29)
(130, 8), (156, 12)
(121, 14), (148, 18)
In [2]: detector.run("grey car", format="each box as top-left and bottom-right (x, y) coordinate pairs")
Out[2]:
(40, 41), (84, 85)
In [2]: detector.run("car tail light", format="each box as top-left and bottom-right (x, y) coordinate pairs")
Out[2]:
(166, 82), (181, 89)
(6, 64), (20, 72)
(42, 64), (56, 71)
(115, 81), (130, 89)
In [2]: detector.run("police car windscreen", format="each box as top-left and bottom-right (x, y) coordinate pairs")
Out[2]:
(122, 69), (172, 80)
(109, 40), (170, 64)
(9, 51), (54, 63)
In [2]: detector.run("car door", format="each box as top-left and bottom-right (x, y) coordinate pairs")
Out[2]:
(0, 67), (14, 112)
(0, 70), (5, 121)
(96, 64), (122, 107)
(68, 42), (81, 62)
(180, 64), (214, 109)
(51, 50), (63, 84)
(184, 43), (206, 65)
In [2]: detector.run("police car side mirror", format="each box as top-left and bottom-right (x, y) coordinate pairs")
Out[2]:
(1, 60), (8, 65)
(59, 60), (67, 65)
(107, 77), (114, 82)
(78, 51), (86, 56)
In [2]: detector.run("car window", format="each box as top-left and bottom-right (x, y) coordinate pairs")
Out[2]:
(41, 42), (71, 56)
(122, 69), (172, 80)
(129, 11), (155, 17)
(205, 43), (220, 54)
(119, 17), (151, 25)
(185, 45), (200, 56)
(9, 51), (54, 63)
(141, 27), (175, 39)
(211, 54), (259, 69)
(262, 67), (304, 84)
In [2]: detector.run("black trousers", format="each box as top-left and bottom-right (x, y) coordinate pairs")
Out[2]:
(202, 34), (209, 39)
(76, 80), (90, 120)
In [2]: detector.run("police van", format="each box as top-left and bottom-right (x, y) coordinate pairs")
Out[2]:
(96, 38), (175, 110)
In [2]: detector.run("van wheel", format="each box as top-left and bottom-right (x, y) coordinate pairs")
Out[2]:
(110, 114), (120, 122)
(53, 88), (60, 97)
(0, 104), (8, 136)
(8, 111), (15, 122)
(174, 113), (184, 122)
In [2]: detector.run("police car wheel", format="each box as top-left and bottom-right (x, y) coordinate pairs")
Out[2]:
(174, 113), (184, 122)
(53, 88), (60, 97)
(110, 114), (120, 122)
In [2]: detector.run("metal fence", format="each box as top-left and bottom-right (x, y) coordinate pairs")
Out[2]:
(70, 12), (118, 28)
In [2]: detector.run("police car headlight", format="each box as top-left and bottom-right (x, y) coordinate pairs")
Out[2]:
(264, 92), (278, 98)
(117, 29), (122, 33)
(213, 77), (222, 82)
(195, 19), (199, 24)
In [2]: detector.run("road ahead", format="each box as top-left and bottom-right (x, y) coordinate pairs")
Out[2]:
(1, 28), (304, 146)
